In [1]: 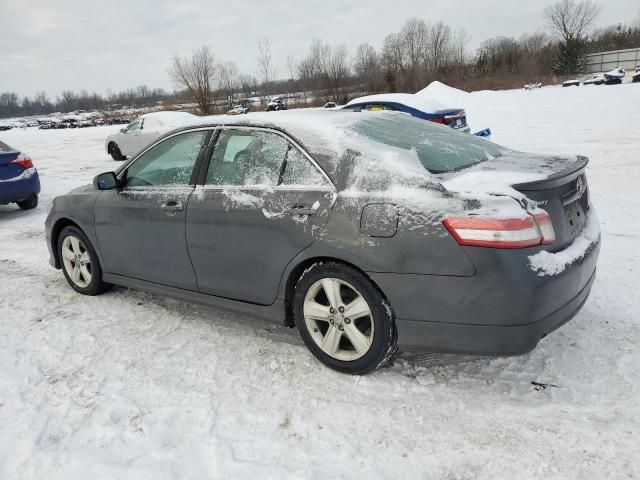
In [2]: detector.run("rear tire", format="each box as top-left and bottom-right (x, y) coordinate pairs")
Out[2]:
(57, 226), (111, 295)
(17, 194), (38, 210)
(293, 261), (397, 374)
(109, 143), (125, 161)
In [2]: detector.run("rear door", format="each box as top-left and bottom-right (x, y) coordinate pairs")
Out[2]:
(94, 129), (211, 290)
(186, 127), (335, 305)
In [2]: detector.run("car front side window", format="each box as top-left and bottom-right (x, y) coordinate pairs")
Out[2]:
(126, 120), (141, 133)
(125, 131), (208, 187)
(206, 129), (289, 187)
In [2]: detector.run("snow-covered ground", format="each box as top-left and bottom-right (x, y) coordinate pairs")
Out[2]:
(1, 84), (639, 479)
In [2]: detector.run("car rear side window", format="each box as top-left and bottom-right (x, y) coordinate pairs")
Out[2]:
(0, 141), (14, 152)
(280, 148), (329, 187)
(125, 131), (208, 187)
(351, 115), (509, 173)
(206, 129), (289, 187)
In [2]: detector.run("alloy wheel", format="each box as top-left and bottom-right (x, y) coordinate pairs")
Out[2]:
(61, 235), (92, 288)
(303, 278), (374, 361)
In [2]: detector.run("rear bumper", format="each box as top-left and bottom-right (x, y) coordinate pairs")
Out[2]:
(370, 229), (600, 355)
(0, 170), (41, 204)
(394, 267), (596, 354)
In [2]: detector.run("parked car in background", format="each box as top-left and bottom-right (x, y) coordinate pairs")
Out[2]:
(583, 74), (605, 86)
(631, 65), (640, 83)
(0, 140), (41, 210)
(227, 105), (249, 115)
(524, 82), (542, 90)
(105, 111), (196, 161)
(604, 67), (625, 85)
(266, 96), (288, 111)
(323, 101), (337, 109)
(343, 93), (470, 133)
(46, 110), (599, 374)
(562, 79), (581, 87)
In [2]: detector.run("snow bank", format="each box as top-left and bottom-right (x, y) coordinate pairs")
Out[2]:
(528, 209), (600, 276)
(415, 81), (470, 109)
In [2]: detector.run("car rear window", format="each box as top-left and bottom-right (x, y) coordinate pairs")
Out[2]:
(0, 141), (15, 153)
(350, 114), (509, 173)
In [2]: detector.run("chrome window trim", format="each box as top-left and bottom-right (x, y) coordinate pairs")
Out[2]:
(208, 125), (335, 190)
(118, 125), (336, 195)
(117, 127), (216, 182)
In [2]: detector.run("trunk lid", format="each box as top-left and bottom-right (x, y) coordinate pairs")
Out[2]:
(442, 152), (590, 248)
(0, 148), (21, 182)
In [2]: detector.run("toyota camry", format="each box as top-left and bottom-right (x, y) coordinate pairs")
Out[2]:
(45, 110), (600, 374)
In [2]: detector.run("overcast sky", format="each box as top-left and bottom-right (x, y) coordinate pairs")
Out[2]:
(2, 0), (638, 98)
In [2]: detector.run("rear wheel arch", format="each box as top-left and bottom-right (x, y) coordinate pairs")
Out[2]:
(282, 256), (391, 327)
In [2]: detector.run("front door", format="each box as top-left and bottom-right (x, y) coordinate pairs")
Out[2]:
(119, 118), (143, 156)
(186, 127), (335, 305)
(95, 129), (211, 290)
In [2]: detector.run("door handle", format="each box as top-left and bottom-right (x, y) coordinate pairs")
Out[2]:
(161, 200), (183, 214)
(284, 203), (319, 216)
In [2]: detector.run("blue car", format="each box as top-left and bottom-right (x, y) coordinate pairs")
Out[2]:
(0, 140), (41, 210)
(343, 93), (471, 133)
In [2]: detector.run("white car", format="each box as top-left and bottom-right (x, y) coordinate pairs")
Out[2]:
(227, 105), (249, 115)
(105, 111), (196, 161)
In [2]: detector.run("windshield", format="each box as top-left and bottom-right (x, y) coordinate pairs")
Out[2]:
(350, 114), (509, 173)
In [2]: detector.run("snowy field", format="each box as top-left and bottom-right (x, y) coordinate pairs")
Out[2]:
(1, 84), (639, 479)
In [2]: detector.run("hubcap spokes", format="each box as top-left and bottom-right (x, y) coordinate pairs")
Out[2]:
(61, 236), (92, 288)
(304, 278), (374, 361)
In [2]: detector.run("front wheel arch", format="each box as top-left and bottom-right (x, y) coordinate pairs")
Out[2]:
(50, 218), (84, 269)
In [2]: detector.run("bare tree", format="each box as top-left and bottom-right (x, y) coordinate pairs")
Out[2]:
(545, 0), (600, 42)
(170, 46), (217, 114)
(428, 21), (452, 72)
(545, 0), (600, 74)
(401, 18), (429, 90)
(450, 29), (471, 67)
(322, 44), (351, 102)
(354, 42), (382, 91)
(217, 61), (239, 109)
(257, 37), (274, 98)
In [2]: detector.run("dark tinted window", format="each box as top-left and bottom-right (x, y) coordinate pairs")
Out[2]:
(351, 115), (509, 173)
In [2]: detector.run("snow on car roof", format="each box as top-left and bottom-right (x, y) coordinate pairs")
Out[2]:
(345, 93), (458, 113)
(138, 111), (196, 128)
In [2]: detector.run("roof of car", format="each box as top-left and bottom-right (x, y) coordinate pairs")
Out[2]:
(345, 93), (456, 114)
(189, 110), (355, 155)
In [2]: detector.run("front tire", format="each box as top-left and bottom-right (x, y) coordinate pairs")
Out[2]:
(57, 226), (111, 295)
(293, 262), (397, 374)
(17, 194), (38, 210)
(109, 142), (125, 161)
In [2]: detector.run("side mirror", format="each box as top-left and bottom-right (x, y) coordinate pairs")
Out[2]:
(120, 128), (126, 133)
(93, 171), (119, 190)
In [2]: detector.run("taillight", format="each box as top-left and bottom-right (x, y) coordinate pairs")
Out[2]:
(431, 117), (446, 124)
(10, 156), (33, 169)
(443, 210), (556, 249)
(531, 210), (556, 244)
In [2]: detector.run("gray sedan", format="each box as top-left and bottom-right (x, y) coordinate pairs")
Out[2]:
(45, 111), (600, 374)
